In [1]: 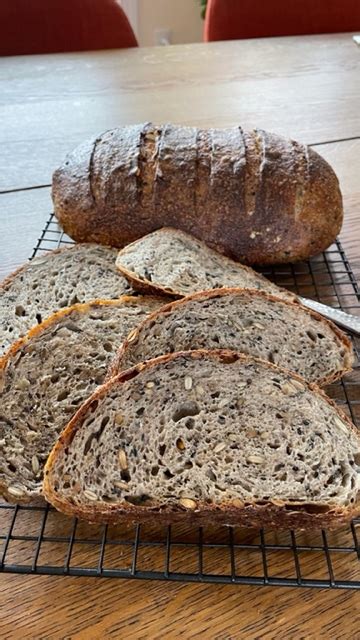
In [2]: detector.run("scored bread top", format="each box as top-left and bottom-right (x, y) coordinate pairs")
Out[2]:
(53, 123), (343, 265)
(0, 244), (131, 356)
(43, 350), (360, 530)
(111, 288), (353, 386)
(0, 296), (165, 503)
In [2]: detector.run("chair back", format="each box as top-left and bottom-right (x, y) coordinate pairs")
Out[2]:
(204, 0), (360, 41)
(0, 0), (137, 56)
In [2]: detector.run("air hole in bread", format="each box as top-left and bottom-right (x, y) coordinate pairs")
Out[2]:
(274, 463), (285, 471)
(57, 390), (69, 401)
(120, 469), (131, 482)
(172, 401), (200, 422)
(125, 494), (151, 505)
(206, 469), (217, 482)
(353, 452), (360, 466)
(83, 416), (110, 455)
(15, 305), (26, 317)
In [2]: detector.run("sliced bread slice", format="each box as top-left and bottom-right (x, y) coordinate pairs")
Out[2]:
(115, 228), (296, 301)
(43, 350), (360, 530)
(1, 243), (131, 356)
(0, 296), (164, 503)
(111, 288), (353, 386)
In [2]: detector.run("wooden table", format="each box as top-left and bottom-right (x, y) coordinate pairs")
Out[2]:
(0, 34), (360, 639)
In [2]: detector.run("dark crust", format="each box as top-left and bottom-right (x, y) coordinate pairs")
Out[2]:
(115, 227), (297, 301)
(43, 350), (360, 530)
(0, 295), (165, 505)
(109, 287), (353, 386)
(52, 124), (343, 265)
(52, 137), (102, 244)
(153, 124), (198, 227)
(191, 127), (247, 251)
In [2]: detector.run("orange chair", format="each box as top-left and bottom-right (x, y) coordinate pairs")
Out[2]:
(0, 0), (137, 56)
(204, 0), (360, 41)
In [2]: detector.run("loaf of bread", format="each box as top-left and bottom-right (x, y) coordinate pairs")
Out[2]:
(0, 296), (164, 503)
(43, 350), (360, 529)
(0, 244), (131, 356)
(52, 123), (343, 265)
(111, 288), (353, 386)
(116, 228), (296, 301)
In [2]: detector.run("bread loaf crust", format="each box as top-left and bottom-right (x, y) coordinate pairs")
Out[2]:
(52, 123), (343, 265)
(43, 350), (360, 530)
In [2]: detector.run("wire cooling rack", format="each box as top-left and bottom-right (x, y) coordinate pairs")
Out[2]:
(1, 214), (359, 589)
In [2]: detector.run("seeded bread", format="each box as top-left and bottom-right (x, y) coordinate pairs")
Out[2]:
(43, 350), (360, 530)
(111, 288), (353, 386)
(0, 244), (131, 357)
(115, 228), (296, 301)
(52, 123), (343, 265)
(0, 296), (165, 503)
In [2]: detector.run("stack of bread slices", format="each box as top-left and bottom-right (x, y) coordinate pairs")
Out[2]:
(1, 229), (359, 530)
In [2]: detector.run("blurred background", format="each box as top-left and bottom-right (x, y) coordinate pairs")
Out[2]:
(1, 0), (359, 56)
(120, 0), (204, 47)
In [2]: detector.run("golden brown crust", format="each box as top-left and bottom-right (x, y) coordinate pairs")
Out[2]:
(43, 349), (360, 530)
(45, 489), (357, 530)
(52, 124), (343, 265)
(109, 287), (353, 386)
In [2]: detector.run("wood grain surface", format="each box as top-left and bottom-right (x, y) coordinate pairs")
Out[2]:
(0, 33), (360, 190)
(0, 33), (360, 640)
(0, 187), (51, 279)
(0, 571), (359, 640)
(315, 138), (360, 266)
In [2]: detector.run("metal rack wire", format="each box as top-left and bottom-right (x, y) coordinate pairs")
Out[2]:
(1, 214), (359, 588)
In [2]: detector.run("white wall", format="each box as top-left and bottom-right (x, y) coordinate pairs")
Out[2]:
(128, 0), (204, 46)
